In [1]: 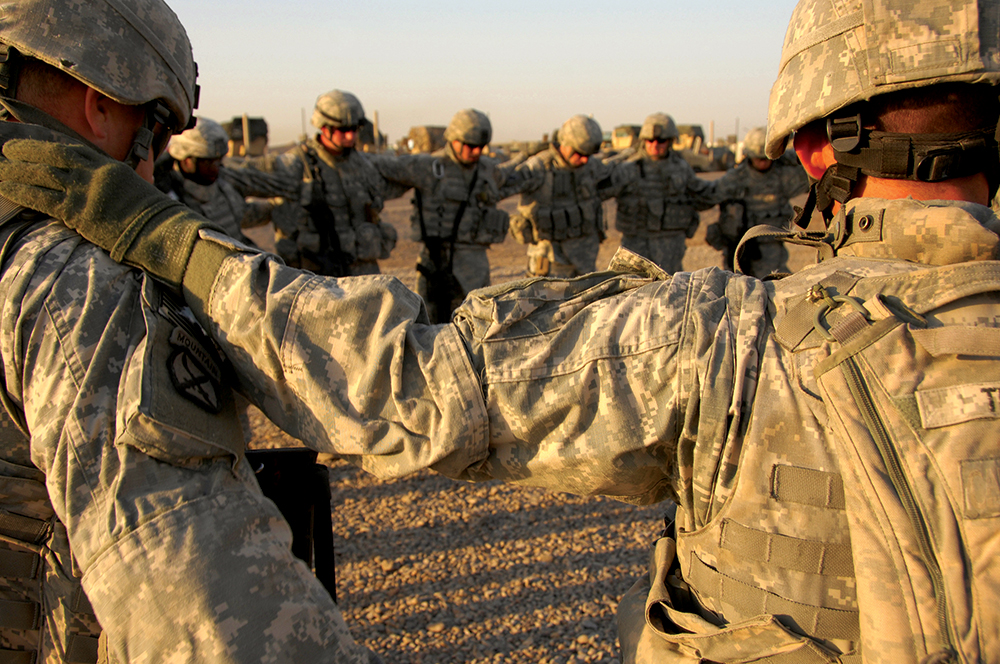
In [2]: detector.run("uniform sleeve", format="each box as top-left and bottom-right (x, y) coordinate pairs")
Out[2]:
(596, 158), (640, 200)
(683, 163), (719, 211)
(1, 229), (381, 664)
(368, 154), (424, 200)
(195, 235), (767, 506)
(447, 251), (765, 504)
(781, 160), (810, 199)
(220, 156), (303, 200)
(711, 166), (744, 203)
(196, 238), (491, 480)
(495, 158), (538, 200)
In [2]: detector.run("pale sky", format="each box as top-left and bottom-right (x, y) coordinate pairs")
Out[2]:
(168, 0), (798, 147)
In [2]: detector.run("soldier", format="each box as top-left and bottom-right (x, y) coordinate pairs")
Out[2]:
(0, 1), (383, 662)
(8, 0), (1000, 662)
(157, 116), (275, 245)
(509, 114), (629, 277)
(372, 109), (527, 323)
(705, 126), (810, 276)
(228, 89), (396, 276)
(611, 113), (717, 272)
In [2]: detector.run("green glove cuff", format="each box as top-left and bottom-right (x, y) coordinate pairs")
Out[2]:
(182, 236), (233, 328)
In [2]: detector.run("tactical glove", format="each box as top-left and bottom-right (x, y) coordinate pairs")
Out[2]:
(0, 137), (217, 293)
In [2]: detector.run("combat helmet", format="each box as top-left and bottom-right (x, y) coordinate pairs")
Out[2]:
(168, 117), (229, 161)
(767, 0), (1000, 221)
(311, 90), (366, 130)
(0, 0), (199, 164)
(558, 115), (602, 156)
(638, 113), (679, 142)
(443, 108), (492, 147)
(741, 127), (767, 160)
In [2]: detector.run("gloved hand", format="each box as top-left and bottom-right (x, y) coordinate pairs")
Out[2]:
(0, 137), (216, 292)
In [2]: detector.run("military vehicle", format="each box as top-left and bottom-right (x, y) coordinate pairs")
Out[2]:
(404, 125), (447, 154)
(676, 123), (734, 172)
(611, 124), (641, 151)
(223, 116), (269, 157)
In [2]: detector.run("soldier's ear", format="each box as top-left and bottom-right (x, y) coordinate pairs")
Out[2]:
(793, 123), (836, 181)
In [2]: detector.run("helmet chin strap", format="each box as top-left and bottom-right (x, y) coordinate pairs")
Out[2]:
(792, 112), (1000, 228)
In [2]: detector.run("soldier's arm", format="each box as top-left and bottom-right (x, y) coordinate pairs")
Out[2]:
(1, 228), (380, 663)
(219, 161), (300, 201)
(684, 164), (720, 211)
(0, 138), (761, 502)
(368, 154), (423, 200)
(596, 158), (640, 200)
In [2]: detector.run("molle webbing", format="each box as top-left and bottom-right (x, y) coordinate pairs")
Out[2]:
(721, 520), (854, 577)
(687, 556), (860, 642)
(772, 465), (846, 510)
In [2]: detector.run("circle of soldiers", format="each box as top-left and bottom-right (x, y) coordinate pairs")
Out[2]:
(165, 94), (808, 324)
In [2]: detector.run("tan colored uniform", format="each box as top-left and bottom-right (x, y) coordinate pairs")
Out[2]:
(613, 148), (717, 272)
(372, 143), (526, 321)
(182, 196), (1000, 663)
(226, 138), (395, 276)
(511, 146), (629, 277)
(0, 211), (381, 663)
(711, 156), (810, 277)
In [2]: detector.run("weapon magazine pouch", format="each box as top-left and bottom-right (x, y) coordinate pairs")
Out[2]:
(619, 535), (840, 663)
(469, 207), (509, 245)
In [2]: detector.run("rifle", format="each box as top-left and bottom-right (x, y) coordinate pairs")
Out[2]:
(414, 164), (479, 324)
(300, 147), (352, 277)
(246, 448), (338, 601)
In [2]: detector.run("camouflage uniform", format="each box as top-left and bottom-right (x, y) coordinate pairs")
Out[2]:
(708, 128), (810, 277)
(372, 110), (528, 322)
(611, 113), (716, 273)
(511, 116), (631, 277)
(4, 1), (1000, 662)
(161, 118), (274, 245)
(228, 138), (393, 276)
(0, 2), (380, 663)
(614, 163), (716, 273)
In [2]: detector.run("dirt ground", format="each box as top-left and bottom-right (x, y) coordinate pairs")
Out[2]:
(239, 175), (819, 664)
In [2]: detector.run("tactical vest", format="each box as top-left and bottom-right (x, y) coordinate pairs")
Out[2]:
(409, 150), (509, 246)
(615, 153), (699, 236)
(517, 149), (602, 242)
(621, 260), (1000, 663)
(298, 143), (386, 262)
(1, 424), (102, 664)
(729, 162), (797, 227)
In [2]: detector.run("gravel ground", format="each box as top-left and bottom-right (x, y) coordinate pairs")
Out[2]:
(241, 176), (820, 663)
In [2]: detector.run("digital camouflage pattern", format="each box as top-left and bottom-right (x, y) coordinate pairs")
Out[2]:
(167, 117), (229, 160)
(226, 137), (394, 275)
(709, 153), (809, 277)
(0, 0), (197, 126)
(0, 208), (383, 662)
(511, 145), (632, 276)
(612, 147), (717, 272)
(741, 127), (767, 160)
(557, 115), (603, 156)
(637, 113), (679, 142)
(766, 0), (1000, 158)
(178, 194), (1000, 664)
(312, 90), (365, 130)
(372, 141), (528, 320)
(442, 109), (492, 147)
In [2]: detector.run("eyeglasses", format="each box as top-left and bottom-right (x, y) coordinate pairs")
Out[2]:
(648, 137), (674, 145)
(334, 125), (360, 134)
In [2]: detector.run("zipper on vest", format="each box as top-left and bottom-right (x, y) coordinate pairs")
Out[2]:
(840, 356), (957, 661)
